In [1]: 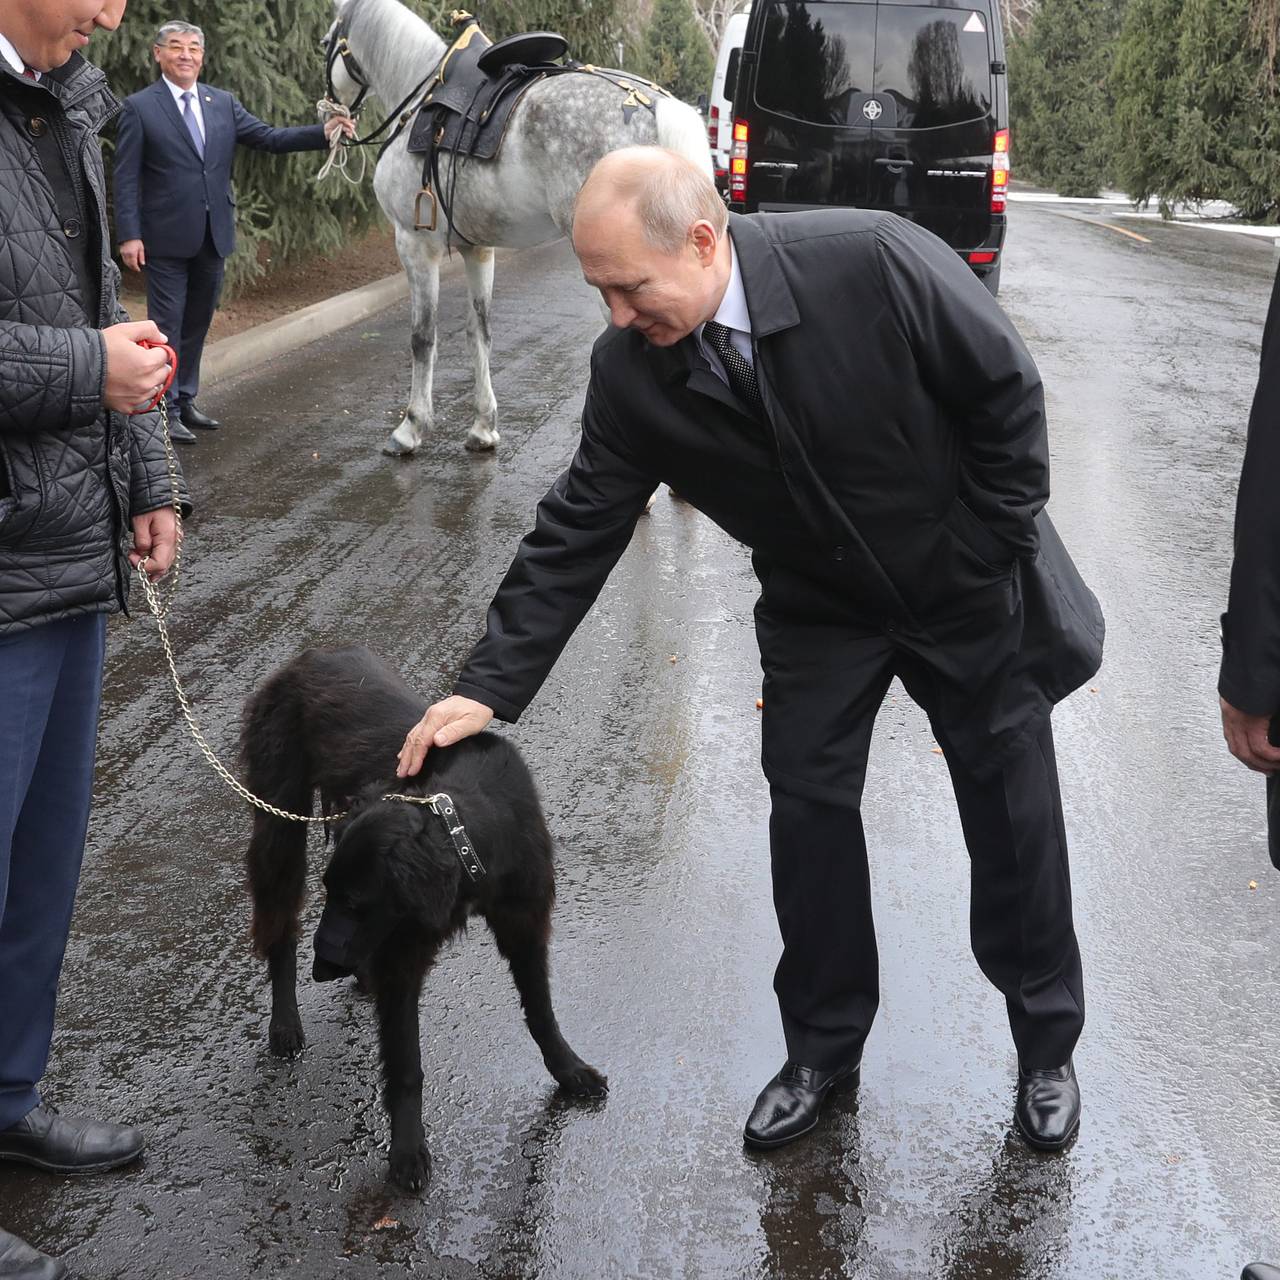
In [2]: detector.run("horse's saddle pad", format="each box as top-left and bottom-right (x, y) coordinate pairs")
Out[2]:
(408, 23), (569, 162)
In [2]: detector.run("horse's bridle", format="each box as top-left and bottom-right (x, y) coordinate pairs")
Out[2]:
(321, 18), (443, 157)
(323, 18), (372, 115)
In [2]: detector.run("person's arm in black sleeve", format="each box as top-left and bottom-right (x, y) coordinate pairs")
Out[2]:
(452, 373), (657, 722)
(0, 320), (105, 433)
(1221, 263), (1280, 719)
(873, 215), (1048, 557)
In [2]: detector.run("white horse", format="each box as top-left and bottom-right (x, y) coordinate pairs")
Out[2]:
(326, 0), (713, 456)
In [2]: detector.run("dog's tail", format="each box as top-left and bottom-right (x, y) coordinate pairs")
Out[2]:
(241, 668), (314, 957)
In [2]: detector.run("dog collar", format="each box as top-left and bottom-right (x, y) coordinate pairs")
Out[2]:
(381, 790), (486, 882)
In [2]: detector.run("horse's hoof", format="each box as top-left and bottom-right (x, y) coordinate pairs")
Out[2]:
(464, 430), (499, 453)
(382, 433), (417, 457)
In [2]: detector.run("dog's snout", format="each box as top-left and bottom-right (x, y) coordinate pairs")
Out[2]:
(312, 954), (351, 983)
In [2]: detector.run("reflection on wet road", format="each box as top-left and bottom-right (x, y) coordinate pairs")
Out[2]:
(3, 212), (1279, 1277)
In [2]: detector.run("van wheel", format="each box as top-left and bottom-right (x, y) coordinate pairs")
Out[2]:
(981, 263), (1001, 297)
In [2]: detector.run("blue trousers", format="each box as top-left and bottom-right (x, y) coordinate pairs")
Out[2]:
(146, 220), (225, 412)
(0, 614), (106, 1129)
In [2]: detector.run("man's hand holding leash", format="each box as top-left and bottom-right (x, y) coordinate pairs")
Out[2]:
(397, 696), (493, 776)
(104, 323), (181, 582)
(102, 320), (171, 413)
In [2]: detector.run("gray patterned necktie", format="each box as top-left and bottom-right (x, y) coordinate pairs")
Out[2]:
(181, 90), (205, 158)
(703, 319), (763, 416)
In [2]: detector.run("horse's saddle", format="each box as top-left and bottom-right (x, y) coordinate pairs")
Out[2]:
(407, 14), (569, 163)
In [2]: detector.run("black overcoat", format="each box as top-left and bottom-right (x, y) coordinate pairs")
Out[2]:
(1221, 262), (1280, 718)
(455, 209), (1104, 774)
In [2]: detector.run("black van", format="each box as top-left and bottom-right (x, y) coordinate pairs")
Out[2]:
(726, 0), (1009, 293)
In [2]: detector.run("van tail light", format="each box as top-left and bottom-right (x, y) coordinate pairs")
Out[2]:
(729, 119), (749, 202)
(968, 251), (998, 265)
(708, 104), (719, 151)
(991, 128), (1010, 213)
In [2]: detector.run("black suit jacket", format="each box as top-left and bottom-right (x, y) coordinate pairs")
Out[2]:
(455, 210), (1104, 770)
(1222, 263), (1280, 717)
(113, 79), (326, 260)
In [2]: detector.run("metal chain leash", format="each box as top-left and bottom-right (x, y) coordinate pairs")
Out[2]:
(134, 402), (459, 830)
(134, 399), (338, 825)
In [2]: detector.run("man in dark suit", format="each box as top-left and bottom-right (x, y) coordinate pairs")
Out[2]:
(396, 147), (1105, 1153)
(113, 20), (351, 442)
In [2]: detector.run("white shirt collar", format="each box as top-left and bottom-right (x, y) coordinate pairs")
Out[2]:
(0, 32), (35, 79)
(162, 75), (201, 102)
(710, 240), (751, 335)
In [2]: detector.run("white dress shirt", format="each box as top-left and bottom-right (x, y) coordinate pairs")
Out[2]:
(163, 75), (205, 142)
(696, 240), (754, 386)
(0, 32), (37, 79)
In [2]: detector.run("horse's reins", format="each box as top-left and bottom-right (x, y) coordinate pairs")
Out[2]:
(131, 373), (485, 878)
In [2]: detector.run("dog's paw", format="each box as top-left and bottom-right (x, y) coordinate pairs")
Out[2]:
(388, 1143), (432, 1193)
(555, 1061), (609, 1099)
(268, 1020), (306, 1058)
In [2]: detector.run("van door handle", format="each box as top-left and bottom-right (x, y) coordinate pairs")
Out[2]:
(874, 158), (914, 168)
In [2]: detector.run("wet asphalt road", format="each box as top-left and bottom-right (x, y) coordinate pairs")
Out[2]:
(3, 202), (1280, 1279)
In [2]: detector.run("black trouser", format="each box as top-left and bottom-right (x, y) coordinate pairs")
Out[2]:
(758, 614), (1085, 1072)
(145, 221), (225, 412)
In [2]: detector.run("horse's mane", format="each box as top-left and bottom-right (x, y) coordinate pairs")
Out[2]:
(341, 0), (446, 106)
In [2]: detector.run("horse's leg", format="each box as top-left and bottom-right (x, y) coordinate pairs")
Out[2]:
(384, 226), (442, 457)
(459, 244), (499, 452)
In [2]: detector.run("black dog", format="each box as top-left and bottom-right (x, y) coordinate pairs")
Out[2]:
(240, 645), (606, 1192)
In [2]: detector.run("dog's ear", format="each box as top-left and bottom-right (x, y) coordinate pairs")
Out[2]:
(382, 808), (463, 935)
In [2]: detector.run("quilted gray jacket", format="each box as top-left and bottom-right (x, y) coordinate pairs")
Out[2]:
(0, 52), (188, 634)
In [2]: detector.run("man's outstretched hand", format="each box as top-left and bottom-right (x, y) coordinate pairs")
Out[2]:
(397, 695), (493, 777)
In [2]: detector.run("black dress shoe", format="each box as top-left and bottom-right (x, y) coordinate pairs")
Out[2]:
(1242, 1266), (1280, 1280)
(167, 418), (197, 445)
(0, 1103), (143, 1175)
(0, 1227), (65, 1280)
(1014, 1060), (1080, 1151)
(743, 1057), (861, 1150)
(179, 403), (220, 430)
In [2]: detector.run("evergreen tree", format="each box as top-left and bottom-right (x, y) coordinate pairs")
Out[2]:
(1008, 0), (1126, 197)
(478, 0), (632, 67)
(1110, 0), (1181, 209)
(636, 0), (716, 102)
(1112, 0), (1280, 219)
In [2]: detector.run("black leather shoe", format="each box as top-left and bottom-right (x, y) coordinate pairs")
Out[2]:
(0, 1103), (143, 1175)
(743, 1057), (861, 1150)
(179, 403), (220, 430)
(1014, 1060), (1080, 1151)
(0, 1227), (65, 1280)
(167, 419), (197, 445)
(1242, 1266), (1280, 1280)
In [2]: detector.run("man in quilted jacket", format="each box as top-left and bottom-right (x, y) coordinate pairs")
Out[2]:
(0, 3), (190, 1276)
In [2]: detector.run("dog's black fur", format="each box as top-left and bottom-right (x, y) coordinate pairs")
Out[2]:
(241, 645), (606, 1192)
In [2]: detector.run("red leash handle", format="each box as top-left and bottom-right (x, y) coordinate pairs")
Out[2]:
(135, 339), (177, 414)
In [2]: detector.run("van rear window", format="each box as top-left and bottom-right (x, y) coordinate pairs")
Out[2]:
(755, 2), (876, 126)
(755, 2), (991, 129)
(875, 7), (992, 128)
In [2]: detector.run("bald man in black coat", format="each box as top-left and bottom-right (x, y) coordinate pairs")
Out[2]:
(398, 147), (1104, 1155)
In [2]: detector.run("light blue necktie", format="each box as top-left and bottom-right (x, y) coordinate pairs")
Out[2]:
(181, 90), (204, 158)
